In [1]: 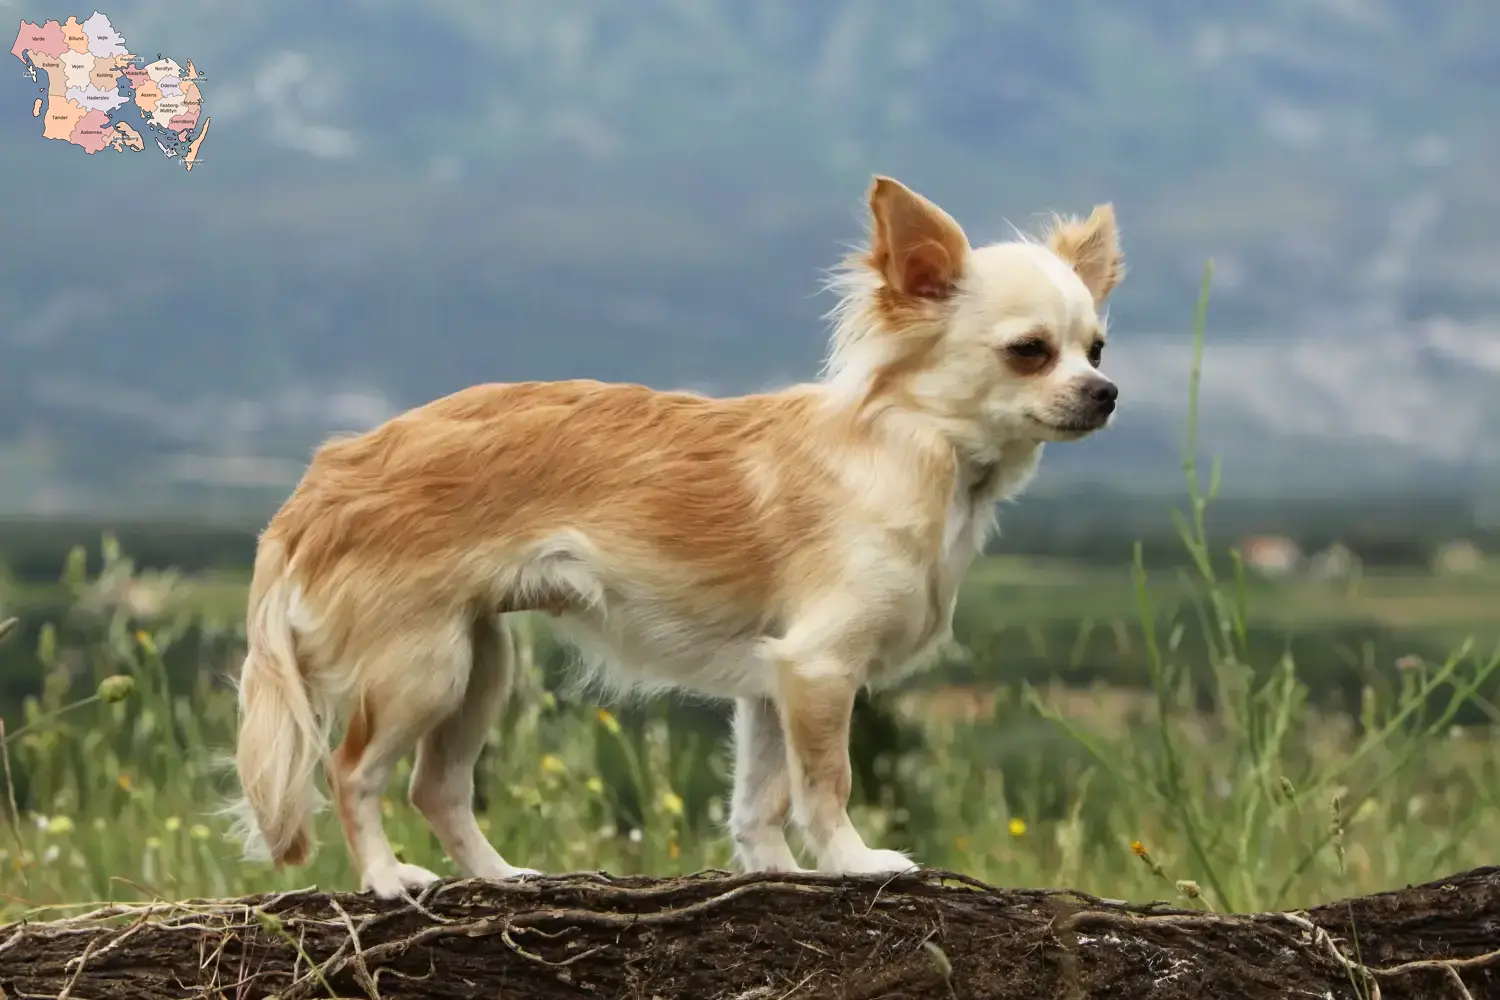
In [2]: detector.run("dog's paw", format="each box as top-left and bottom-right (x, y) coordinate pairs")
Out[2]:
(363, 862), (442, 899)
(742, 858), (810, 874)
(501, 865), (542, 878)
(735, 843), (808, 875)
(464, 858), (541, 880)
(822, 847), (918, 876)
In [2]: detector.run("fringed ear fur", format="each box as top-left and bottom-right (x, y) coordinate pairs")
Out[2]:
(1046, 204), (1124, 305)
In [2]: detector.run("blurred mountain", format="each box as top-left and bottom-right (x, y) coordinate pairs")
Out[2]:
(3, 0), (1499, 518)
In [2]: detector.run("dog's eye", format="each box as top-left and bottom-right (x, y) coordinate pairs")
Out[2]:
(1008, 339), (1048, 359)
(1088, 340), (1105, 367)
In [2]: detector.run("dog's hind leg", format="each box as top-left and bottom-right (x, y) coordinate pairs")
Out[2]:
(329, 618), (473, 899)
(729, 696), (806, 872)
(408, 614), (538, 880)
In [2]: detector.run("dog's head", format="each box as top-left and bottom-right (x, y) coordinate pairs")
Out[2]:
(827, 176), (1124, 450)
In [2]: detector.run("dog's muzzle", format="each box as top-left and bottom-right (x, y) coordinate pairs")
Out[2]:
(1071, 374), (1118, 428)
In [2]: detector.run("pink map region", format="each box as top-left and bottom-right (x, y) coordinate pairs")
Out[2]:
(70, 108), (113, 153)
(11, 20), (65, 61)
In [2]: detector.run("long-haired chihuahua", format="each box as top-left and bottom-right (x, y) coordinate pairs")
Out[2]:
(230, 175), (1124, 896)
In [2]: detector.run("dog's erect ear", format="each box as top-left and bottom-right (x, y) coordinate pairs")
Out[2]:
(1046, 203), (1124, 306)
(867, 176), (970, 300)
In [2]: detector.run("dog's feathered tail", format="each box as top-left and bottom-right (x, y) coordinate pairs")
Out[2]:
(226, 540), (328, 867)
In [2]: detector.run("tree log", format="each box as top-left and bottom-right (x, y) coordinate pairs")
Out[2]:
(2, 866), (1498, 1000)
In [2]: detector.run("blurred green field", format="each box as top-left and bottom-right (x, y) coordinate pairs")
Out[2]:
(9, 545), (1500, 718)
(955, 554), (1500, 687)
(2, 529), (1497, 924)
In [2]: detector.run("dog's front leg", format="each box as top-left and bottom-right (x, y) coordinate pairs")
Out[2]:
(729, 696), (807, 873)
(773, 653), (917, 875)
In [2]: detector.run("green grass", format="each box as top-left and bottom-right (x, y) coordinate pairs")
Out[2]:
(4, 556), (1497, 923)
(4, 263), (1500, 922)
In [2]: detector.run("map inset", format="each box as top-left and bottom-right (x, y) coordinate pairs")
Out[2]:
(11, 12), (209, 171)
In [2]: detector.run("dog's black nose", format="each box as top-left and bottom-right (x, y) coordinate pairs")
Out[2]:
(1089, 380), (1118, 404)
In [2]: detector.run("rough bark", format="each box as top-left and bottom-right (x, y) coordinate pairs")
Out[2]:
(2, 866), (1498, 1000)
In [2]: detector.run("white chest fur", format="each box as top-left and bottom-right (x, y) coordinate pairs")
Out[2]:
(862, 454), (1022, 687)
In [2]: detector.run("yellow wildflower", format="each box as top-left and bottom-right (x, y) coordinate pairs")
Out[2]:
(164, 816), (182, 833)
(1131, 840), (1167, 881)
(659, 791), (684, 817)
(585, 777), (605, 795)
(595, 708), (622, 735)
(46, 815), (75, 835)
(190, 824), (211, 841)
(540, 754), (567, 775)
(117, 773), (132, 791)
(1008, 818), (1027, 837)
(668, 840), (681, 859)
